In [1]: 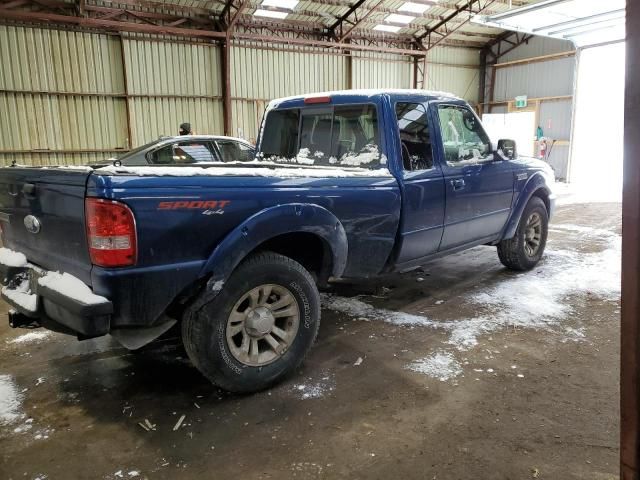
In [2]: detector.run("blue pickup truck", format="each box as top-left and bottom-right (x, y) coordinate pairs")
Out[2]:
(0, 89), (555, 392)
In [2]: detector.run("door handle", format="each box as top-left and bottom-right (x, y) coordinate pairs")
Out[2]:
(450, 179), (466, 191)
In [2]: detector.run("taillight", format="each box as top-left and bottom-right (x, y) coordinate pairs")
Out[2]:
(85, 198), (137, 267)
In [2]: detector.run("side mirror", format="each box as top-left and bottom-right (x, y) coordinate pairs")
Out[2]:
(497, 139), (517, 160)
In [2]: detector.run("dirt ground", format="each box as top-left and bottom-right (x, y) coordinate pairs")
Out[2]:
(0, 199), (621, 480)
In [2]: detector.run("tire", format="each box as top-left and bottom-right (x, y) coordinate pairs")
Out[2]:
(182, 251), (320, 393)
(497, 196), (548, 271)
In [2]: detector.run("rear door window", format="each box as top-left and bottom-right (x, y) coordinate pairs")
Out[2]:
(216, 140), (255, 163)
(148, 141), (218, 164)
(395, 102), (433, 171)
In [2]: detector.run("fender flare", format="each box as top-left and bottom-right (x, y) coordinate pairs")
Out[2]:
(503, 173), (552, 240)
(199, 203), (348, 293)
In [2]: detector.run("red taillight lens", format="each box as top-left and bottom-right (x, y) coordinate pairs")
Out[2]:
(85, 198), (137, 267)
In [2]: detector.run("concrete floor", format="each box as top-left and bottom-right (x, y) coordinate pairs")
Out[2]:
(0, 199), (620, 480)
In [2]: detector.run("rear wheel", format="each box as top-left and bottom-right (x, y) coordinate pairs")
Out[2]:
(497, 196), (548, 271)
(182, 252), (320, 393)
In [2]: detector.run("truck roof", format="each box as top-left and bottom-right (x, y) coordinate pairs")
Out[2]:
(269, 88), (462, 108)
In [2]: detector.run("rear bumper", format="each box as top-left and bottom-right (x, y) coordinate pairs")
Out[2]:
(0, 258), (113, 338)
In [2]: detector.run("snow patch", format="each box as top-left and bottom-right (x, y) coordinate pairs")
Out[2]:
(2, 277), (37, 312)
(38, 272), (108, 305)
(323, 226), (620, 351)
(322, 295), (436, 327)
(0, 247), (27, 267)
(8, 331), (52, 345)
(0, 374), (24, 426)
(290, 373), (334, 400)
(96, 164), (392, 178)
(407, 352), (462, 381)
(210, 279), (225, 293)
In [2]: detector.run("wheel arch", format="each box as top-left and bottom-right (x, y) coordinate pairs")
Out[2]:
(503, 173), (551, 240)
(199, 203), (348, 295)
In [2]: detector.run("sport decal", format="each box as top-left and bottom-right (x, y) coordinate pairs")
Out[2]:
(158, 200), (231, 216)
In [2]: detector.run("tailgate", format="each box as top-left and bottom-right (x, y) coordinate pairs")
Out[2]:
(0, 167), (93, 284)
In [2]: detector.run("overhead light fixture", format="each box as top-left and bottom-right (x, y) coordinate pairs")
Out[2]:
(385, 13), (415, 24)
(253, 8), (289, 19)
(373, 24), (402, 33)
(261, 0), (299, 9)
(398, 2), (431, 14)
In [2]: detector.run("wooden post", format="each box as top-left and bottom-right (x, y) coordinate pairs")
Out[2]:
(622, 0), (640, 478)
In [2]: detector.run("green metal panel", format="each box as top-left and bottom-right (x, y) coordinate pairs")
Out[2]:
(122, 38), (224, 145)
(230, 43), (348, 141)
(231, 44), (348, 100)
(0, 25), (124, 93)
(0, 93), (128, 151)
(128, 97), (224, 145)
(122, 38), (222, 96)
(352, 54), (413, 89)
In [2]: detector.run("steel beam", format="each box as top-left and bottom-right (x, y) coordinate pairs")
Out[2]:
(416, 0), (497, 50)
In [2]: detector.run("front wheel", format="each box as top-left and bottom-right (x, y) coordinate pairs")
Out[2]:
(497, 196), (549, 271)
(182, 252), (320, 393)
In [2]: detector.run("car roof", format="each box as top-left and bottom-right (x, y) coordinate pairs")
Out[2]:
(155, 135), (252, 145)
(269, 89), (463, 109)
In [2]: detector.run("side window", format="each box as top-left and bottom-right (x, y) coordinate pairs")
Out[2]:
(149, 142), (216, 164)
(260, 109), (300, 159)
(395, 102), (433, 171)
(437, 105), (492, 166)
(217, 140), (254, 163)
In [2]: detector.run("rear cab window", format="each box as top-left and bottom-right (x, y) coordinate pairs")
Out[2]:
(259, 103), (386, 171)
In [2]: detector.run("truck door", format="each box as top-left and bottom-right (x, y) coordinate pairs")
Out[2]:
(434, 103), (515, 250)
(394, 101), (446, 265)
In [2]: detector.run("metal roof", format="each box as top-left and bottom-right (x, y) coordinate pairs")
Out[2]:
(0, 0), (547, 54)
(474, 0), (625, 47)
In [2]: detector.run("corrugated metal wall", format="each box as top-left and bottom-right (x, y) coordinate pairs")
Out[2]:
(123, 38), (224, 144)
(500, 36), (575, 63)
(351, 54), (413, 90)
(488, 36), (576, 180)
(0, 25), (128, 165)
(493, 57), (575, 102)
(0, 25), (483, 165)
(425, 46), (480, 103)
(230, 44), (348, 141)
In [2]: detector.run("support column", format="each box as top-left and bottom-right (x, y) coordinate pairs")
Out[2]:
(119, 35), (133, 148)
(622, 0), (640, 478)
(222, 34), (232, 136)
(478, 48), (487, 113)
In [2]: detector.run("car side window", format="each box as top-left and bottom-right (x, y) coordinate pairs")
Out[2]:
(437, 105), (492, 166)
(395, 102), (433, 171)
(149, 142), (217, 164)
(216, 140), (254, 163)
